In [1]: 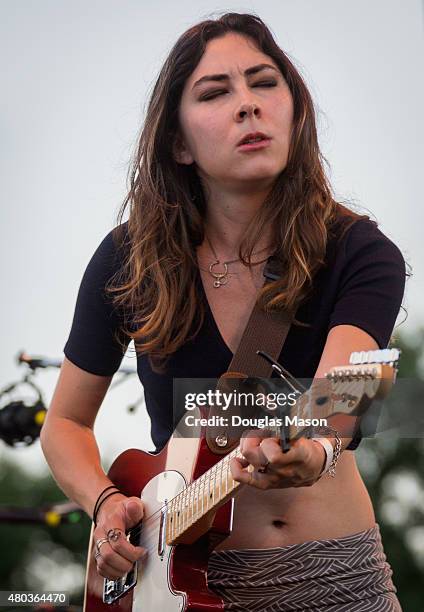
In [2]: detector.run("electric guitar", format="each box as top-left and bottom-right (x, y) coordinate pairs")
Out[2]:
(84, 348), (400, 611)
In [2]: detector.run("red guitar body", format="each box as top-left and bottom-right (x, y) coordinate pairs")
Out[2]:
(84, 435), (230, 611)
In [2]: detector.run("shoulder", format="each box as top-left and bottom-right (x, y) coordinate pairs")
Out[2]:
(93, 221), (129, 260)
(343, 218), (405, 272)
(86, 222), (129, 280)
(328, 207), (405, 273)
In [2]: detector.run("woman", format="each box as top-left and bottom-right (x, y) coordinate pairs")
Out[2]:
(41, 12), (407, 611)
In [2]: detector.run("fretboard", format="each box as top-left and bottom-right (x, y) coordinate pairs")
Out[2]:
(166, 444), (244, 545)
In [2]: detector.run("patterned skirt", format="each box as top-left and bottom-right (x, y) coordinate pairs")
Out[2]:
(207, 524), (401, 611)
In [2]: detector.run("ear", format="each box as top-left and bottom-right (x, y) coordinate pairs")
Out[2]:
(172, 132), (194, 165)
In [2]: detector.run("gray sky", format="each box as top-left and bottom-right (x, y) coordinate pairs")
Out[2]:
(1, 0), (423, 474)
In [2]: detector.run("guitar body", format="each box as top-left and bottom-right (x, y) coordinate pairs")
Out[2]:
(83, 351), (399, 611)
(84, 433), (230, 611)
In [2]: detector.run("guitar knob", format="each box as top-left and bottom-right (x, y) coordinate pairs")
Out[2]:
(215, 433), (228, 447)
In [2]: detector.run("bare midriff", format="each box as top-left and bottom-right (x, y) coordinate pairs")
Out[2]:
(214, 451), (375, 550)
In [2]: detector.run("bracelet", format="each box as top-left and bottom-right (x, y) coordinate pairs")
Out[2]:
(314, 426), (342, 478)
(312, 437), (333, 475)
(93, 491), (123, 526)
(93, 485), (119, 519)
(93, 485), (121, 526)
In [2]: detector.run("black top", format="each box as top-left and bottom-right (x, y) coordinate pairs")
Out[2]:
(64, 217), (406, 452)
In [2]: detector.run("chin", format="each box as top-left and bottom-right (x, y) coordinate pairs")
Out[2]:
(234, 166), (282, 185)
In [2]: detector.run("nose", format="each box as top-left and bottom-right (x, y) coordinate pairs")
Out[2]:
(235, 102), (261, 122)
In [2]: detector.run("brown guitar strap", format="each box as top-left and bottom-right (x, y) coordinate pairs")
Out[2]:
(206, 255), (295, 454)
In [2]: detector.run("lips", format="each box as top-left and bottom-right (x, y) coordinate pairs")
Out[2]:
(237, 131), (271, 146)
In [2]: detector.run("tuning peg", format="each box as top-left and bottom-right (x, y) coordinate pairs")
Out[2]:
(349, 348), (401, 366)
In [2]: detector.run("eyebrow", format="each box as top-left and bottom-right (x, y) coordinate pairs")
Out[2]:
(192, 63), (279, 90)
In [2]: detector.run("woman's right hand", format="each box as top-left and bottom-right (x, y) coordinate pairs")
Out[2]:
(93, 494), (147, 580)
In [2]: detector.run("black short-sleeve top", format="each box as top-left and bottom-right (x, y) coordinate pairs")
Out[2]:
(64, 216), (406, 452)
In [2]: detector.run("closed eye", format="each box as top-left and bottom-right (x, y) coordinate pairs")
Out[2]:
(199, 80), (277, 101)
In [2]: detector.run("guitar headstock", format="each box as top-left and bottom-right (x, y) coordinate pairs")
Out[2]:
(324, 348), (401, 417)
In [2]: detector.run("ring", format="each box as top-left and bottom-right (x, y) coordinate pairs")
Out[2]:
(258, 460), (270, 474)
(95, 537), (109, 553)
(107, 528), (123, 542)
(94, 550), (102, 561)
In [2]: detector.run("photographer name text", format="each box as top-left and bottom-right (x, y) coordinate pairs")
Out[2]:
(184, 415), (328, 428)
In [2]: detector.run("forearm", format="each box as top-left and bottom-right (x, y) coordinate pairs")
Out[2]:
(40, 416), (116, 519)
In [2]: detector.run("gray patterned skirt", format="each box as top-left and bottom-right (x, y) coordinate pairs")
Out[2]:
(207, 524), (401, 611)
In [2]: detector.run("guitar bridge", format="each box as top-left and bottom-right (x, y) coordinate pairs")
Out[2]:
(103, 565), (137, 605)
(102, 524), (140, 604)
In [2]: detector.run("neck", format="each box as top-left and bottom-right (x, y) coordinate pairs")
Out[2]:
(203, 190), (273, 260)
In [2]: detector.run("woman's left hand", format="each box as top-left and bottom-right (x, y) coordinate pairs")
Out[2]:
(230, 430), (327, 490)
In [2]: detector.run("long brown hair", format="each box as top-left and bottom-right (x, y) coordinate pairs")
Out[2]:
(107, 12), (368, 370)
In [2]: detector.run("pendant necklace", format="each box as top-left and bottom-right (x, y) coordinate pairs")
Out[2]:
(204, 234), (270, 288)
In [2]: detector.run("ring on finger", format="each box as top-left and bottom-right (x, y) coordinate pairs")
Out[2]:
(95, 537), (109, 553)
(107, 527), (123, 542)
(94, 550), (102, 561)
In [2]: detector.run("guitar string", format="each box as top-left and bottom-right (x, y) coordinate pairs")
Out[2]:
(94, 452), (240, 562)
(132, 373), (368, 557)
(121, 389), (311, 539)
(107, 394), (298, 544)
(99, 374), (373, 555)
(121, 448), (240, 543)
(110, 415), (281, 544)
(105, 390), (309, 544)
(128, 374), (370, 542)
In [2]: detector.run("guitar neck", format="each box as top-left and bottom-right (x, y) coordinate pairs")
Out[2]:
(166, 444), (244, 545)
(166, 361), (396, 545)
(165, 383), (333, 546)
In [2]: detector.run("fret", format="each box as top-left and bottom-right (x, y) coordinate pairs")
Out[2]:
(188, 484), (193, 525)
(219, 456), (223, 500)
(182, 486), (187, 532)
(207, 469), (211, 511)
(186, 485), (190, 527)
(191, 477), (196, 524)
(187, 484), (191, 525)
(172, 498), (177, 539)
(194, 478), (198, 521)
(179, 489), (185, 536)
(175, 491), (181, 538)
(202, 473), (206, 514)
(168, 499), (173, 541)
(189, 481), (194, 525)
(200, 473), (205, 517)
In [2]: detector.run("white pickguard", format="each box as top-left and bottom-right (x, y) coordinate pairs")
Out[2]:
(131, 470), (187, 611)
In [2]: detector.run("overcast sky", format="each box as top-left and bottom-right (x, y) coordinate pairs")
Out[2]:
(1, 0), (423, 475)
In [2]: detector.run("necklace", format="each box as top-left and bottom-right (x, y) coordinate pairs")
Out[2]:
(204, 234), (271, 288)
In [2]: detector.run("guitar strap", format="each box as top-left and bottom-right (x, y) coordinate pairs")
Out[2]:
(206, 255), (295, 454)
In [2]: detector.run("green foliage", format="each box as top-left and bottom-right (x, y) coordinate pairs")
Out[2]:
(357, 328), (424, 611)
(0, 461), (90, 604)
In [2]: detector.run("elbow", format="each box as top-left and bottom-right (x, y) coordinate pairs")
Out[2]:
(39, 419), (50, 454)
(39, 410), (57, 455)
